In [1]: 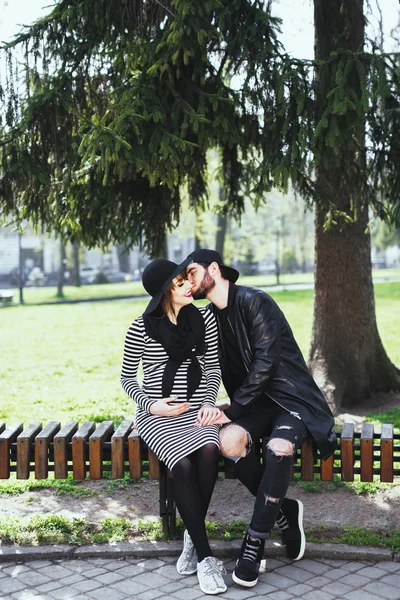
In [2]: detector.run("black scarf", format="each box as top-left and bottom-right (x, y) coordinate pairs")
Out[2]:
(143, 304), (207, 401)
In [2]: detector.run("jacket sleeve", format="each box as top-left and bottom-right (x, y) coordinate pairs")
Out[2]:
(201, 309), (221, 406)
(224, 292), (281, 421)
(120, 318), (156, 413)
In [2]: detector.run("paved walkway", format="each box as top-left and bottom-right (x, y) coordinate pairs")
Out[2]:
(1, 551), (400, 600)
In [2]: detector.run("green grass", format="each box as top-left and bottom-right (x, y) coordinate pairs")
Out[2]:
(1, 515), (399, 551)
(4, 267), (400, 305)
(1, 283), (399, 425)
(0, 476), (99, 497)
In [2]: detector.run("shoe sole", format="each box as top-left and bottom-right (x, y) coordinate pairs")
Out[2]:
(177, 566), (198, 575)
(292, 499), (305, 561)
(232, 571), (258, 588)
(198, 580), (227, 595)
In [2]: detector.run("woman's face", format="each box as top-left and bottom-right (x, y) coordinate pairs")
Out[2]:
(170, 276), (194, 311)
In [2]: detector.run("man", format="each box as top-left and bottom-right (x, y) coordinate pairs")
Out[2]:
(186, 249), (337, 589)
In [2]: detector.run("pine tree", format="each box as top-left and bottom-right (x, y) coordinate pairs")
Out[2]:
(0, 0), (399, 408)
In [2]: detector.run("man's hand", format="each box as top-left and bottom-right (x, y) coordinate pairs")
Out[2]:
(211, 412), (231, 425)
(195, 405), (221, 426)
(149, 398), (189, 417)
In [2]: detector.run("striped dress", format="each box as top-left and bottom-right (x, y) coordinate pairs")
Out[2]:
(121, 307), (221, 469)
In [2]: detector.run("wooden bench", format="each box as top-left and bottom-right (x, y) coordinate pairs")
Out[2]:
(0, 421), (399, 534)
(0, 290), (14, 304)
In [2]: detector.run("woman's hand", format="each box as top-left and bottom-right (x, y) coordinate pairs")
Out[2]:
(149, 397), (189, 417)
(195, 404), (222, 426)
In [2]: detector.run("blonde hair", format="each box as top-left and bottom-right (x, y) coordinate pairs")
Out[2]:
(160, 271), (187, 317)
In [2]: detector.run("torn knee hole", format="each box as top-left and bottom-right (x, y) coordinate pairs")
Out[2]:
(267, 438), (294, 456)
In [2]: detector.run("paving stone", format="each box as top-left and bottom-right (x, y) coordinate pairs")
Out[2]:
(322, 581), (353, 596)
(16, 571), (52, 587)
(296, 560), (331, 576)
(173, 587), (204, 599)
(113, 579), (149, 595)
(252, 582), (277, 595)
(82, 568), (107, 578)
(49, 587), (79, 600)
(87, 589), (128, 600)
(378, 563), (400, 573)
(262, 592), (292, 600)
(2, 564), (32, 576)
(35, 581), (64, 594)
(363, 582), (400, 599)
(25, 560), (54, 569)
(262, 572), (296, 589)
(39, 565), (74, 579)
(285, 583), (314, 596)
(56, 573), (85, 586)
(264, 558), (288, 570)
(136, 559), (166, 570)
(132, 571), (176, 589)
(306, 575), (331, 587)
(339, 573), (372, 587)
(160, 579), (187, 594)
(52, 559), (87, 573)
(115, 564), (146, 577)
(10, 591), (40, 600)
(324, 567), (351, 579)
(343, 591), (384, 600)
(93, 571), (127, 585)
(319, 559), (349, 568)
(135, 591), (164, 600)
(70, 579), (103, 593)
(273, 565), (314, 583)
(383, 574), (400, 588)
(342, 561), (368, 572)
(298, 592), (334, 600)
(356, 566), (390, 579)
(219, 587), (257, 599)
(0, 578), (27, 594)
(154, 564), (183, 580)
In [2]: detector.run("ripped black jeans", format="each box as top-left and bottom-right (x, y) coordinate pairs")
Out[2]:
(221, 403), (307, 540)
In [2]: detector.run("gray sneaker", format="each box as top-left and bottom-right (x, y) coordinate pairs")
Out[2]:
(197, 556), (227, 595)
(176, 530), (198, 575)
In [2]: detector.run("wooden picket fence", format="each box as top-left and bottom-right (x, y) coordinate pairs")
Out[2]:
(0, 420), (399, 532)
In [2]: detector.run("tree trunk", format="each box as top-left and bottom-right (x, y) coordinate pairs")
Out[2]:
(57, 240), (66, 298)
(310, 0), (400, 412)
(116, 243), (131, 273)
(73, 242), (81, 287)
(215, 213), (228, 259)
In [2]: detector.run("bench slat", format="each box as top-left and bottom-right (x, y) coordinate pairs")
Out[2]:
(17, 423), (42, 479)
(360, 423), (374, 482)
(72, 421), (95, 480)
(300, 438), (315, 481)
(128, 429), (142, 479)
(0, 422), (23, 479)
(89, 421), (114, 479)
(35, 421), (61, 479)
(54, 422), (79, 479)
(111, 420), (134, 479)
(341, 423), (354, 481)
(148, 448), (160, 480)
(381, 424), (394, 483)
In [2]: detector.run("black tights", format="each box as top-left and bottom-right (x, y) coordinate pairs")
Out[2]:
(172, 443), (219, 562)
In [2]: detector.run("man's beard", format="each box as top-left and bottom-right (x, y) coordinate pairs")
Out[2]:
(192, 270), (216, 299)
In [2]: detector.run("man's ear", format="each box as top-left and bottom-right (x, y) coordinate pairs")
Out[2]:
(209, 261), (220, 276)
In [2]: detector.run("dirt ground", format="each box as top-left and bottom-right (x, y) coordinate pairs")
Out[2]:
(1, 393), (399, 535)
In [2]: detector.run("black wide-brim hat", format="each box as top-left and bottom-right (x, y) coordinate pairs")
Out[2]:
(187, 249), (239, 283)
(142, 257), (193, 315)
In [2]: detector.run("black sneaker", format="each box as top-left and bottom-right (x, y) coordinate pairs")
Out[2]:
(276, 498), (305, 560)
(232, 533), (265, 588)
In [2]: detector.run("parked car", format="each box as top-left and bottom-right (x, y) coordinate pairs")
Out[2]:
(100, 268), (133, 283)
(79, 266), (99, 284)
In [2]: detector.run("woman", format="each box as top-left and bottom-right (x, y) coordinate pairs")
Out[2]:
(121, 257), (227, 595)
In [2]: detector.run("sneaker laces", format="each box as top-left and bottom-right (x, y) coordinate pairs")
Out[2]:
(202, 557), (227, 576)
(276, 511), (290, 531)
(242, 537), (261, 562)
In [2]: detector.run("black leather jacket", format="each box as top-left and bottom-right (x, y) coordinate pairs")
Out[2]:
(210, 285), (337, 460)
